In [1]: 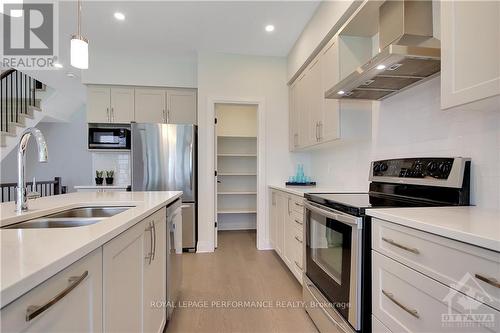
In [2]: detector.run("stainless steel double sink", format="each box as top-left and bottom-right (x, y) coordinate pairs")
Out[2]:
(3, 206), (132, 229)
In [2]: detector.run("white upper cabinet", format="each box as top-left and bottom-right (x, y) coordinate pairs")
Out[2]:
(87, 86), (135, 123)
(111, 88), (135, 123)
(319, 37), (340, 143)
(87, 86), (111, 123)
(135, 88), (166, 123)
(441, 1), (500, 109)
(88, 85), (197, 124)
(167, 89), (197, 124)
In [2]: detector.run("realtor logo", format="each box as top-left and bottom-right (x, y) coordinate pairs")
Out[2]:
(1, 2), (58, 69)
(441, 272), (495, 329)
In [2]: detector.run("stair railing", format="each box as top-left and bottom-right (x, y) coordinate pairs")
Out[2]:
(0, 69), (40, 133)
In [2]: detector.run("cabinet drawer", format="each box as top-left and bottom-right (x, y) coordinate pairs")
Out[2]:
(291, 226), (304, 283)
(290, 210), (304, 229)
(373, 251), (499, 333)
(372, 315), (392, 333)
(1, 249), (102, 333)
(373, 219), (500, 311)
(290, 196), (304, 214)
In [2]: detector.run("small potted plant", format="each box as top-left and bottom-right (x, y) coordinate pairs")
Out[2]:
(95, 170), (104, 185)
(105, 170), (115, 185)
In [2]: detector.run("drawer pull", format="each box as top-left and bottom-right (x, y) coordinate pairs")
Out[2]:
(295, 202), (303, 207)
(475, 274), (500, 288)
(382, 289), (420, 319)
(26, 271), (89, 322)
(294, 219), (303, 226)
(294, 235), (303, 244)
(294, 260), (303, 270)
(382, 237), (420, 254)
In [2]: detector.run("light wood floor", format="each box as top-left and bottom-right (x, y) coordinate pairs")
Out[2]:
(166, 230), (318, 333)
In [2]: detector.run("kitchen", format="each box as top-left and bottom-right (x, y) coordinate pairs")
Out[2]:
(0, 1), (499, 333)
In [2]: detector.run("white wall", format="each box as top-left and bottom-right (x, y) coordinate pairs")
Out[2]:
(309, 77), (500, 209)
(81, 51), (197, 88)
(286, 0), (356, 80)
(0, 107), (93, 193)
(197, 52), (309, 252)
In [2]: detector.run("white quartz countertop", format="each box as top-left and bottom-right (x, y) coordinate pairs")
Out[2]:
(367, 206), (500, 252)
(0, 191), (182, 308)
(268, 184), (353, 197)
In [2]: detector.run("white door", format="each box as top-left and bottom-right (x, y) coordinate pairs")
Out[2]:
(295, 73), (308, 149)
(134, 88), (166, 123)
(103, 219), (147, 333)
(143, 211), (166, 333)
(307, 56), (322, 146)
(275, 192), (285, 256)
(1, 249), (102, 333)
(441, 1), (500, 109)
(110, 87), (135, 123)
(87, 86), (111, 123)
(320, 37), (340, 142)
(166, 89), (197, 124)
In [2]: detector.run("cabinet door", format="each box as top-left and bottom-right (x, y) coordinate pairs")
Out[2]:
(306, 56), (323, 146)
(320, 37), (340, 142)
(111, 87), (135, 123)
(103, 218), (148, 333)
(441, 1), (500, 109)
(1, 249), (102, 333)
(166, 89), (197, 124)
(134, 88), (166, 123)
(295, 74), (309, 149)
(289, 83), (299, 151)
(87, 86), (111, 123)
(275, 192), (285, 256)
(144, 209), (166, 333)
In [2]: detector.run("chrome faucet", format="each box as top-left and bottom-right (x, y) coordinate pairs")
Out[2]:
(16, 127), (48, 212)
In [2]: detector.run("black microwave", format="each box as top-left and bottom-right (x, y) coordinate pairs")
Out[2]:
(88, 126), (131, 150)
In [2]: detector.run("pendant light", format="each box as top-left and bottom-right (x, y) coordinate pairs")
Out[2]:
(70, 0), (88, 69)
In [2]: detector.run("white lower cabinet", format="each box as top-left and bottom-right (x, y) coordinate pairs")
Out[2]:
(269, 189), (304, 284)
(103, 207), (166, 333)
(1, 248), (103, 333)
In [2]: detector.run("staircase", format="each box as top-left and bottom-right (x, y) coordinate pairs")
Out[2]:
(0, 69), (44, 152)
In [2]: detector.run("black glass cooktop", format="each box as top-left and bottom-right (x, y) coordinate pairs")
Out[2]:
(304, 192), (444, 217)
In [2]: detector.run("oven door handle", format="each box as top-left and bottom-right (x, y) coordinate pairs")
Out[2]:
(304, 202), (361, 228)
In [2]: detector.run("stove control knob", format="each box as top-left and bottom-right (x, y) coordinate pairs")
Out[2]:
(439, 162), (452, 176)
(373, 163), (381, 173)
(427, 161), (438, 173)
(380, 162), (388, 172)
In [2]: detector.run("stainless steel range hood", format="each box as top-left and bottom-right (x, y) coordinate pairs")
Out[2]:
(325, 0), (440, 101)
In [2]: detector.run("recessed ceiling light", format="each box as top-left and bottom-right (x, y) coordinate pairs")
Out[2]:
(376, 64), (386, 70)
(66, 73), (76, 78)
(265, 25), (275, 32)
(114, 12), (125, 20)
(337, 90), (345, 95)
(53, 62), (63, 69)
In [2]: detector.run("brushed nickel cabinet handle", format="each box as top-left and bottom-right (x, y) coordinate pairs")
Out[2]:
(294, 235), (303, 244)
(111, 107), (114, 122)
(151, 221), (156, 260)
(167, 109), (170, 123)
(106, 107), (110, 122)
(145, 223), (153, 264)
(294, 260), (303, 270)
(382, 237), (420, 254)
(382, 289), (420, 319)
(294, 219), (303, 226)
(295, 202), (303, 207)
(475, 274), (500, 288)
(26, 271), (89, 322)
(318, 121), (323, 140)
(162, 109), (166, 123)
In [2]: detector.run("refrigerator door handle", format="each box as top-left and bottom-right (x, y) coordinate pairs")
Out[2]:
(189, 142), (193, 190)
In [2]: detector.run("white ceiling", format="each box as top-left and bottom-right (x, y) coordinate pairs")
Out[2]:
(59, 1), (319, 58)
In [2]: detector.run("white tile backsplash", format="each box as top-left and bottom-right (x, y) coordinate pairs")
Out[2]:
(91, 152), (131, 186)
(308, 77), (500, 209)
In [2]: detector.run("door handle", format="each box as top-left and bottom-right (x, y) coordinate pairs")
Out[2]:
(111, 107), (114, 122)
(145, 223), (153, 264)
(475, 274), (500, 288)
(294, 235), (303, 244)
(26, 271), (89, 321)
(106, 108), (110, 122)
(382, 237), (420, 254)
(294, 260), (303, 270)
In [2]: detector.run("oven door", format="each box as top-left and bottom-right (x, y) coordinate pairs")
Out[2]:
(304, 201), (362, 331)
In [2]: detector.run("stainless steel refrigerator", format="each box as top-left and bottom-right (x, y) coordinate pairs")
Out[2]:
(131, 123), (197, 250)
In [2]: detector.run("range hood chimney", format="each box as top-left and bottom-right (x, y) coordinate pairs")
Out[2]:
(325, 0), (440, 101)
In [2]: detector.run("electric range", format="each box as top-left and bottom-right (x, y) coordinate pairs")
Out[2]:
(302, 157), (471, 333)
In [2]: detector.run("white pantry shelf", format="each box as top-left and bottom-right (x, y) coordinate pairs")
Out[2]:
(217, 191), (257, 195)
(217, 153), (257, 157)
(218, 173), (257, 176)
(217, 209), (257, 214)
